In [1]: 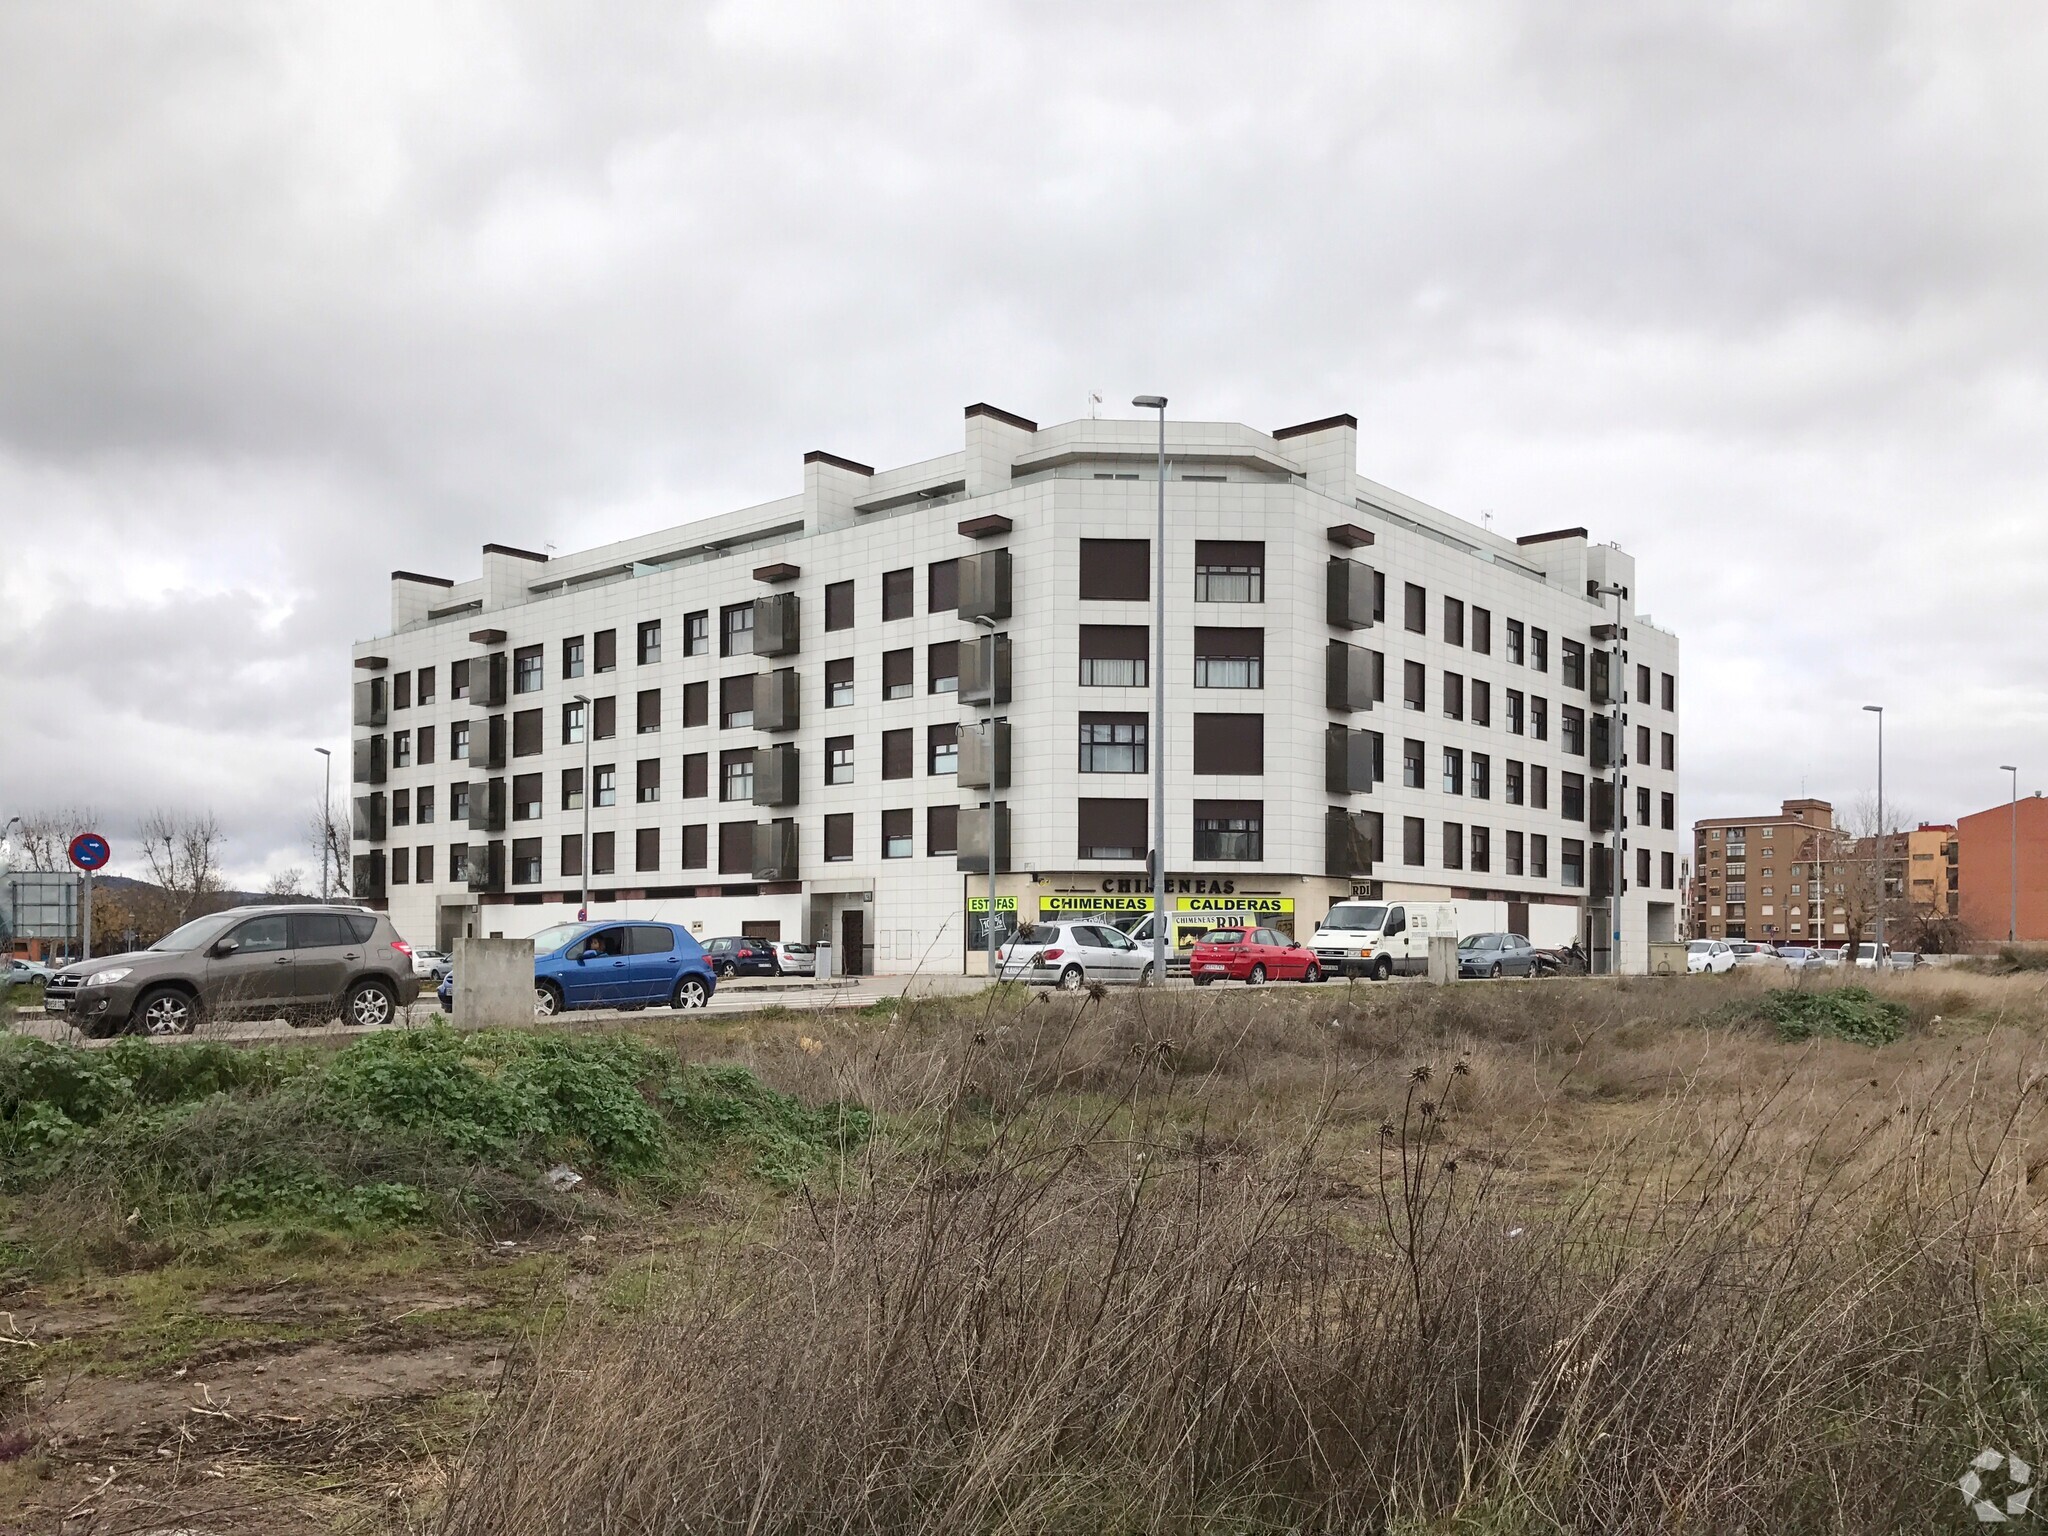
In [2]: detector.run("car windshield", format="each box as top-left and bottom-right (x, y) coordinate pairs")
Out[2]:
(150, 912), (242, 952)
(1459, 935), (1497, 949)
(1321, 903), (1387, 932)
(1010, 925), (1057, 946)
(1687, 941), (1712, 953)
(1856, 944), (1877, 959)
(1202, 930), (1245, 945)
(528, 923), (593, 956)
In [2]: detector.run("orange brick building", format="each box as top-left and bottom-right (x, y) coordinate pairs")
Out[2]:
(1956, 793), (2048, 943)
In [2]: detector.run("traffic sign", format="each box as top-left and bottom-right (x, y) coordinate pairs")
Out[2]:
(68, 832), (111, 871)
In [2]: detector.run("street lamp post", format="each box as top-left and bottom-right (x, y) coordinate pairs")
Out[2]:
(1592, 583), (1627, 972)
(971, 617), (999, 977)
(574, 694), (591, 919)
(1133, 394), (1168, 985)
(1863, 705), (1884, 957)
(2001, 763), (2019, 943)
(315, 747), (333, 898)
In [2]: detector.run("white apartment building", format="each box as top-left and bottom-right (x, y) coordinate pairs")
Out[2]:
(348, 404), (1682, 974)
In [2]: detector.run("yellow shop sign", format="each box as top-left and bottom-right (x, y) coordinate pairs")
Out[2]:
(1178, 896), (1293, 915)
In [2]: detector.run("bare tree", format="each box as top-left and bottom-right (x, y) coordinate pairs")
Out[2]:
(308, 794), (350, 899)
(265, 867), (307, 898)
(136, 809), (228, 924)
(7, 806), (103, 871)
(1812, 794), (1915, 950)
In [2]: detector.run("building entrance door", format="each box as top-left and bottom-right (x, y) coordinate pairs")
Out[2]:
(840, 909), (865, 976)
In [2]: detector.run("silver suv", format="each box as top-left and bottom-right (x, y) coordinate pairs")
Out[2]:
(46, 905), (421, 1037)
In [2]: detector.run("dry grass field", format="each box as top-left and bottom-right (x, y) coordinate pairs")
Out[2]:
(7, 967), (2048, 1532)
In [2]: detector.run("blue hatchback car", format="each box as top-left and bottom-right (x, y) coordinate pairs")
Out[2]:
(437, 920), (717, 1017)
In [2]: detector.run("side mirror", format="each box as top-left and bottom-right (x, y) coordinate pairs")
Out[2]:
(212, 939), (239, 957)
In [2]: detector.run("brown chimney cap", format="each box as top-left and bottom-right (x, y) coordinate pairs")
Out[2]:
(391, 570), (456, 588)
(803, 450), (875, 476)
(482, 542), (548, 562)
(1516, 527), (1589, 547)
(958, 513), (1013, 539)
(354, 655), (389, 670)
(752, 562), (801, 583)
(964, 402), (1038, 433)
(468, 628), (508, 645)
(1273, 413), (1358, 440)
(1325, 523), (1376, 548)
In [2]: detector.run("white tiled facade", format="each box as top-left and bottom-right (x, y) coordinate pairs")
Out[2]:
(348, 405), (1682, 973)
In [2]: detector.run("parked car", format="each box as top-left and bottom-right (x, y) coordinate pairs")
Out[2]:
(1457, 933), (1542, 979)
(1189, 926), (1324, 985)
(771, 941), (815, 977)
(703, 936), (781, 978)
(1817, 946), (1847, 967)
(1726, 941), (1779, 969)
(411, 947), (453, 981)
(1888, 950), (1925, 970)
(3, 957), (54, 995)
(996, 921), (1159, 989)
(1686, 939), (1737, 975)
(1775, 946), (1826, 971)
(440, 921), (716, 1016)
(44, 905), (420, 1037)
(1852, 942), (1893, 970)
(1112, 913), (1193, 976)
(1529, 940), (1588, 978)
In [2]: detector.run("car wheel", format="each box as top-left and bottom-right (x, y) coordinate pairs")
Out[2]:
(1057, 965), (1085, 991)
(134, 986), (198, 1037)
(343, 979), (397, 1029)
(1371, 957), (1394, 982)
(534, 982), (562, 1018)
(716, 961), (736, 979)
(1247, 964), (1267, 986)
(1139, 961), (1156, 986)
(1301, 962), (1323, 984)
(1490, 962), (1503, 979)
(672, 976), (709, 1009)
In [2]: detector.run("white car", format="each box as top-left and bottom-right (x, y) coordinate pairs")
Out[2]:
(995, 921), (1159, 989)
(772, 941), (815, 977)
(1853, 943), (1892, 970)
(1687, 939), (1736, 974)
(1726, 941), (1779, 969)
(411, 948), (453, 981)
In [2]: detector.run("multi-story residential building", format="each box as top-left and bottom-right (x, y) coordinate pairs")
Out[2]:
(348, 404), (1683, 974)
(1904, 823), (1959, 920)
(1692, 798), (1839, 943)
(1957, 792), (2048, 943)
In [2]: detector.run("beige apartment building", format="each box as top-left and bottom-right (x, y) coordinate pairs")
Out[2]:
(1691, 799), (1840, 943)
(1904, 823), (1959, 918)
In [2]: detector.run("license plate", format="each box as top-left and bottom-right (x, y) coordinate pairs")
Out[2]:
(1201, 964), (1227, 973)
(43, 995), (67, 1011)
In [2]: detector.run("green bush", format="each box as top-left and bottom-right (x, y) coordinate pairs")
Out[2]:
(1761, 987), (1907, 1046)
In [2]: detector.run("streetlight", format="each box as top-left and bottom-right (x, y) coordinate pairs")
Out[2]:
(1132, 394), (1168, 986)
(1863, 705), (1884, 958)
(315, 747), (333, 898)
(0, 815), (21, 869)
(1592, 582), (1627, 972)
(2001, 764), (2019, 943)
(574, 694), (591, 919)
(970, 616), (1000, 977)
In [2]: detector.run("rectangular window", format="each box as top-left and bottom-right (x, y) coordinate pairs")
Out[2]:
(720, 602), (754, 657)
(1506, 829), (1524, 877)
(682, 680), (707, 728)
(1078, 798), (1147, 860)
(825, 579), (855, 631)
(1471, 825), (1490, 873)
(1635, 723), (1650, 764)
(593, 695), (616, 739)
(1530, 627), (1549, 673)
(883, 648), (914, 700)
(1442, 671), (1463, 720)
(419, 667), (438, 705)
(1636, 663), (1651, 704)
(1082, 624), (1151, 687)
(1662, 732), (1675, 771)
(418, 725), (436, 765)
(1636, 786), (1651, 826)
(1443, 596), (1465, 646)
(1471, 678), (1491, 728)
(882, 808), (914, 858)
(513, 772), (541, 822)
(514, 645), (542, 694)
(1561, 838), (1585, 889)
(682, 753), (707, 798)
(393, 672), (412, 711)
(881, 728), (914, 780)
(1662, 792), (1676, 830)
(1371, 649), (1386, 703)
(1530, 695), (1549, 742)
(594, 630), (616, 673)
(1562, 639), (1585, 690)
(827, 736), (853, 785)
(563, 636), (584, 679)
(1080, 713), (1147, 773)
(638, 688), (661, 734)
(636, 826), (660, 873)
(826, 658), (854, 708)
(1530, 764), (1549, 810)
(451, 782), (470, 822)
(416, 844), (434, 884)
(557, 834), (582, 881)
(1506, 619), (1524, 665)
(636, 759), (661, 804)
(1662, 851), (1675, 889)
(1472, 606), (1491, 655)
(882, 567), (915, 620)
(1193, 626), (1261, 689)
(592, 831), (615, 875)
(685, 611), (709, 656)
(637, 621), (661, 664)
(452, 659), (470, 701)
(1471, 752), (1490, 800)
(1403, 816), (1425, 867)
(1505, 759), (1524, 804)
(928, 558), (959, 614)
(1529, 833), (1548, 879)
(824, 812), (853, 862)
(1506, 689), (1523, 734)
(513, 708), (542, 757)
(512, 839), (542, 886)
(562, 701), (585, 745)
(1193, 714), (1264, 775)
(720, 748), (754, 803)
(417, 786), (435, 824)
(1403, 582), (1426, 634)
(393, 788), (411, 827)
(1404, 659), (1425, 711)
(680, 824), (707, 869)
(1443, 747), (1464, 795)
(928, 804), (958, 856)
(393, 730), (412, 768)
(1561, 771), (1585, 821)
(1193, 540), (1262, 603)
(720, 674), (754, 729)
(929, 641), (959, 694)
(928, 722), (958, 775)
(1562, 705), (1585, 756)
(561, 767), (583, 811)
(719, 822), (752, 875)
(1442, 821), (1464, 870)
(1403, 738), (1424, 789)
(1638, 846), (1651, 889)
(1081, 539), (1151, 601)
(1373, 570), (1387, 623)
(452, 721), (470, 760)
(1193, 800), (1262, 861)
(1662, 672), (1676, 711)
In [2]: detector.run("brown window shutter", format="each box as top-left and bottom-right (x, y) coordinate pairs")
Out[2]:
(1077, 798), (1147, 858)
(883, 649), (913, 694)
(593, 695), (616, 739)
(513, 709), (542, 756)
(1080, 624), (1150, 660)
(638, 689), (661, 732)
(683, 753), (707, 798)
(825, 813), (853, 860)
(560, 835), (583, 878)
(681, 824), (707, 868)
(418, 725), (436, 764)
(1193, 626), (1262, 660)
(720, 673), (755, 722)
(825, 580), (855, 631)
(881, 728), (913, 780)
(928, 640), (959, 686)
(719, 821), (752, 874)
(1193, 714), (1265, 775)
(1195, 539), (1263, 568)
(592, 830), (615, 874)
(635, 826), (660, 871)
(882, 568), (914, 620)
(927, 559), (959, 614)
(594, 629), (616, 671)
(1079, 539), (1149, 601)
(636, 758), (660, 797)
(928, 803), (958, 855)
(683, 681), (707, 727)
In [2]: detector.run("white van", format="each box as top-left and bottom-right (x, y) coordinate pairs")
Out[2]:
(1311, 901), (1464, 980)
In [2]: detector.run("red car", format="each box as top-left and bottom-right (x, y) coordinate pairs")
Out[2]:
(1188, 926), (1324, 985)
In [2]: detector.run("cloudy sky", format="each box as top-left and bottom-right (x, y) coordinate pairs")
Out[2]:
(2, 1), (2044, 886)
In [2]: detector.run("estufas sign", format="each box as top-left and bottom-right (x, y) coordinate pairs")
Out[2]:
(966, 897), (1018, 912)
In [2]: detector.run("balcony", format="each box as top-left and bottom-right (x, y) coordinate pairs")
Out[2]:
(352, 734), (386, 786)
(1591, 846), (1613, 902)
(352, 675), (387, 728)
(961, 632), (1013, 706)
(465, 840), (505, 894)
(1324, 725), (1373, 794)
(754, 591), (801, 657)
(959, 719), (1012, 790)
(479, 714), (508, 770)
(1325, 640), (1372, 712)
(1324, 808), (1375, 879)
(957, 803), (1012, 874)
(474, 651), (508, 710)
(1590, 780), (1614, 835)
(755, 667), (801, 732)
(752, 817), (799, 881)
(958, 548), (1012, 622)
(469, 777), (507, 834)
(352, 850), (386, 901)
(1325, 557), (1374, 631)
(753, 742), (800, 807)
(352, 792), (386, 843)
(1590, 716), (1612, 771)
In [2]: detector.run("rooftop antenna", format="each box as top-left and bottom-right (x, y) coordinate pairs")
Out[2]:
(1480, 509), (1494, 532)
(1088, 391), (1103, 420)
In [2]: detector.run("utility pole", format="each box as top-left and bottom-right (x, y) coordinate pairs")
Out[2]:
(972, 617), (1000, 978)
(315, 747), (333, 898)
(1133, 394), (1168, 985)
(2002, 763), (2019, 943)
(1864, 705), (1885, 957)
(1593, 583), (1627, 972)
(575, 694), (591, 919)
